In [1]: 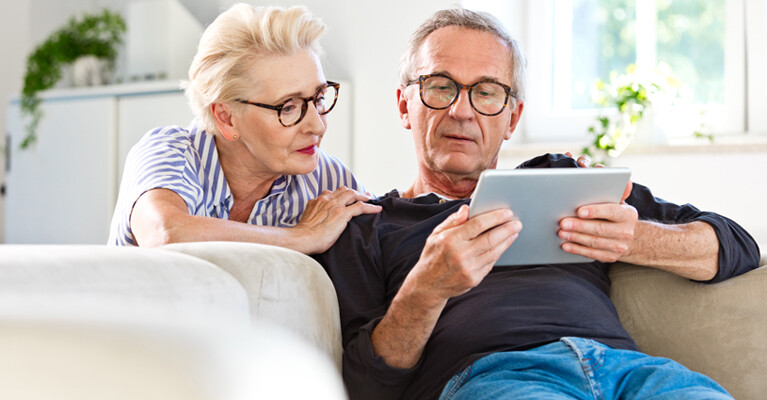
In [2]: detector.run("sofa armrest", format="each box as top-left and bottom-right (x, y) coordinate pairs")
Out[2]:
(610, 260), (767, 400)
(162, 242), (342, 370)
(0, 245), (250, 325)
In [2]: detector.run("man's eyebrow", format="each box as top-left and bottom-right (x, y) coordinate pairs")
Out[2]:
(428, 71), (508, 85)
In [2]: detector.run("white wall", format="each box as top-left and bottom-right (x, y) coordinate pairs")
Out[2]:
(2, 0), (765, 249)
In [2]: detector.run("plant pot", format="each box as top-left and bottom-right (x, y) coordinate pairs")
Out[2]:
(632, 108), (667, 147)
(70, 55), (110, 87)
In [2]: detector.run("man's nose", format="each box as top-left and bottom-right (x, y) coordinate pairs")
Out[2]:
(448, 88), (474, 120)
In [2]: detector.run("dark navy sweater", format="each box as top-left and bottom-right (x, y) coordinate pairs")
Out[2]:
(314, 153), (761, 400)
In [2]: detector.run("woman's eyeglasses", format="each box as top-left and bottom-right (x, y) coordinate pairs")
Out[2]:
(237, 81), (340, 127)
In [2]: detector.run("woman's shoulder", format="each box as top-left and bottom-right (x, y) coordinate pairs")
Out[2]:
(313, 148), (366, 190)
(137, 122), (199, 148)
(132, 121), (214, 156)
(316, 148), (350, 169)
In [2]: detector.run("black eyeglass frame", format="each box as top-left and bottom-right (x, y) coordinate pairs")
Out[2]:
(407, 74), (517, 116)
(236, 81), (340, 127)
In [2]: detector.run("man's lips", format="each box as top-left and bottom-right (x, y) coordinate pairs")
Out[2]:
(297, 145), (317, 155)
(444, 135), (474, 142)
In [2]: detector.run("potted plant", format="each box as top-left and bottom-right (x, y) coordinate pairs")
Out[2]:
(581, 63), (711, 165)
(20, 9), (126, 149)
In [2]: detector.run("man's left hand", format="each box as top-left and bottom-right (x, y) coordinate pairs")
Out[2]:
(558, 181), (638, 263)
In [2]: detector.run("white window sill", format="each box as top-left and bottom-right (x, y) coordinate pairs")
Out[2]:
(500, 133), (767, 160)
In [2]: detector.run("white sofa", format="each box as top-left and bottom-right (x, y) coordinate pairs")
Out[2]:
(0, 242), (765, 400)
(0, 242), (345, 400)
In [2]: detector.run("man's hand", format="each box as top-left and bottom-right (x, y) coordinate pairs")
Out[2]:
(370, 205), (521, 369)
(558, 180), (638, 263)
(407, 205), (522, 303)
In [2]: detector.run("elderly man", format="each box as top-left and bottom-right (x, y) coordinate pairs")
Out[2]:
(315, 8), (761, 400)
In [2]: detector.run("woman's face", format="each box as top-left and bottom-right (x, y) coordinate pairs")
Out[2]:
(230, 49), (330, 177)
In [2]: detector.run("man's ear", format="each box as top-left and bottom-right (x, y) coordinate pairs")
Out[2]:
(505, 100), (525, 140)
(211, 103), (238, 141)
(396, 85), (412, 130)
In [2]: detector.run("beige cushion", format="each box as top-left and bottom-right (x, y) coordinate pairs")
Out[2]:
(162, 242), (343, 369)
(0, 245), (250, 326)
(0, 319), (346, 400)
(0, 244), (346, 400)
(610, 262), (767, 400)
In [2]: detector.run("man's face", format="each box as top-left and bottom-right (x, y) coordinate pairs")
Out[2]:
(398, 26), (524, 182)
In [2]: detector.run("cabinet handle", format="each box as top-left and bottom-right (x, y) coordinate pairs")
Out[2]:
(5, 132), (9, 173)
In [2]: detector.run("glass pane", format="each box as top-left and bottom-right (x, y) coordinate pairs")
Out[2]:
(568, 0), (725, 109)
(656, 0), (725, 104)
(571, 0), (637, 109)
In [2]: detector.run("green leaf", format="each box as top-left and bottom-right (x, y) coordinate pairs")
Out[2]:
(20, 9), (126, 149)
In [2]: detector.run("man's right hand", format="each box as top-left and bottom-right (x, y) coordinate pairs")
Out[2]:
(405, 205), (522, 306)
(371, 204), (521, 369)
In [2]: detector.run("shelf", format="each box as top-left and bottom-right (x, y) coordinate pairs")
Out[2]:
(9, 80), (184, 104)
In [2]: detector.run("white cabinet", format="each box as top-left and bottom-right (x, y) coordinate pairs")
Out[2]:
(4, 82), (194, 244)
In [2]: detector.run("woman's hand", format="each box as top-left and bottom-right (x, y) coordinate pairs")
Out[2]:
(293, 187), (382, 254)
(564, 152), (603, 168)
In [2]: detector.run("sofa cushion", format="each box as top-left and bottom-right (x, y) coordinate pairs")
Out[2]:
(162, 242), (343, 369)
(0, 245), (250, 327)
(610, 262), (767, 400)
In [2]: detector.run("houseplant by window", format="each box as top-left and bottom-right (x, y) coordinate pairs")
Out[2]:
(21, 9), (126, 149)
(581, 63), (713, 165)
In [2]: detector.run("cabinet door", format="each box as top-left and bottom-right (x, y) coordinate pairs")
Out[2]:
(117, 92), (194, 183)
(5, 98), (116, 244)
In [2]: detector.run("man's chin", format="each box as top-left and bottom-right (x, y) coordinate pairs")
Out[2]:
(434, 161), (484, 180)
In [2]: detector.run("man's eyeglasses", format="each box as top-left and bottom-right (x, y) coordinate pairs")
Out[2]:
(407, 74), (516, 116)
(237, 81), (340, 127)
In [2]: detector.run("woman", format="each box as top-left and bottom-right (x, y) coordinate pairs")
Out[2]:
(108, 4), (380, 254)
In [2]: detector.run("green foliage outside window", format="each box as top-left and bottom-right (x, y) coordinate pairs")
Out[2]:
(21, 9), (126, 149)
(570, 0), (725, 109)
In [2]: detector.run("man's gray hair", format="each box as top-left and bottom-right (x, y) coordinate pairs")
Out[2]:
(398, 8), (527, 100)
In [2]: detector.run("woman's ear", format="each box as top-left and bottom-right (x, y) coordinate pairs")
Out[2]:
(396, 85), (412, 130)
(211, 103), (239, 141)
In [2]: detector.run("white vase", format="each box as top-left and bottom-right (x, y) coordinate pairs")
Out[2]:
(632, 107), (666, 147)
(71, 55), (110, 87)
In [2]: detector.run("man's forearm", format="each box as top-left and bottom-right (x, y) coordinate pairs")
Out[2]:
(370, 277), (448, 369)
(621, 220), (719, 280)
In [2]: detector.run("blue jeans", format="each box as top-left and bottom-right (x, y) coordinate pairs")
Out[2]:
(440, 337), (732, 400)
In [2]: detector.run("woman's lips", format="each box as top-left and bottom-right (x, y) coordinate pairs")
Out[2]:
(297, 145), (317, 155)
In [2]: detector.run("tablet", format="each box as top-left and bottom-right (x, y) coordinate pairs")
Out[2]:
(468, 167), (631, 266)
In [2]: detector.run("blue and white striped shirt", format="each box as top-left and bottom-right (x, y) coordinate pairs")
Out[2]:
(108, 120), (366, 246)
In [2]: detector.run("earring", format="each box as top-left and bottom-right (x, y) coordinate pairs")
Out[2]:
(232, 135), (239, 141)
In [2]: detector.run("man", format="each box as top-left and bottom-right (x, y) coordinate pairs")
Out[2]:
(315, 8), (761, 400)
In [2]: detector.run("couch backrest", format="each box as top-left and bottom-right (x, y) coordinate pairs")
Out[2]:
(610, 262), (767, 400)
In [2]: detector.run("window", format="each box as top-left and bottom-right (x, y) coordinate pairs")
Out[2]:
(464, 0), (765, 142)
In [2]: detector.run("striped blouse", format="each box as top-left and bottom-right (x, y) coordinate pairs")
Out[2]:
(108, 120), (366, 246)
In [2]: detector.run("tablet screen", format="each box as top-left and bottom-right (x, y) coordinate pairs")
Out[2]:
(469, 167), (631, 266)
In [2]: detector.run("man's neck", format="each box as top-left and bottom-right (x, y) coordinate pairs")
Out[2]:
(402, 172), (479, 200)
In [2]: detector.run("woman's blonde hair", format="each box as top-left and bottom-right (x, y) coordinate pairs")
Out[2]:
(182, 3), (326, 135)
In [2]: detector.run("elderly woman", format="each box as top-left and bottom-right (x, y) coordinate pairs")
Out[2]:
(108, 4), (380, 254)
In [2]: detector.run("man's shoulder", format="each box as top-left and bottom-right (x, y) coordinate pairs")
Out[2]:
(516, 153), (580, 169)
(346, 190), (467, 235)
